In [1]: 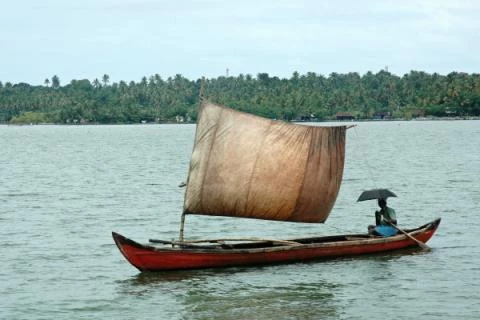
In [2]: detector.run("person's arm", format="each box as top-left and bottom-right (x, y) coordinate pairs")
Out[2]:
(383, 217), (397, 225)
(381, 208), (397, 225)
(387, 208), (397, 225)
(375, 211), (381, 225)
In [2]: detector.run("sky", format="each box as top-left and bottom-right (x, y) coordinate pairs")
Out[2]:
(1, 0), (479, 85)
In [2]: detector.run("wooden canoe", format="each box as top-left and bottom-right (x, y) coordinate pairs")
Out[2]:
(112, 218), (441, 272)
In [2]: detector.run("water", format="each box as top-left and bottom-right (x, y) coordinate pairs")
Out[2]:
(1, 121), (479, 320)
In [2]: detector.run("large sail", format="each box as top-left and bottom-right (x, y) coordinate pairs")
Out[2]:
(183, 101), (346, 223)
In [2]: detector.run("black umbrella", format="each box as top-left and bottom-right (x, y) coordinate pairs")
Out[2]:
(357, 188), (397, 202)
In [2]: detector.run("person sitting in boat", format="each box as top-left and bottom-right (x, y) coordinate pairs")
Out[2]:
(368, 199), (397, 236)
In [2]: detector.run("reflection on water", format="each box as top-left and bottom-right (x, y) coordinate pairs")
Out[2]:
(117, 265), (341, 320)
(122, 268), (237, 286)
(116, 251), (424, 320)
(183, 280), (338, 320)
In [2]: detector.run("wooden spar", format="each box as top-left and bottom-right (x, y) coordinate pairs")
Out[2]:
(179, 212), (186, 242)
(150, 237), (302, 247)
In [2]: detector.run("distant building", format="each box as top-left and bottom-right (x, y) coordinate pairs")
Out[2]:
(445, 108), (456, 116)
(296, 114), (318, 122)
(336, 112), (354, 120)
(373, 112), (390, 120)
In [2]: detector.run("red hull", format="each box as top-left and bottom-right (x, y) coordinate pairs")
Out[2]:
(113, 218), (441, 272)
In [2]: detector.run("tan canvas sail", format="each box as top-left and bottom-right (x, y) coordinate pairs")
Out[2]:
(183, 101), (346, 223)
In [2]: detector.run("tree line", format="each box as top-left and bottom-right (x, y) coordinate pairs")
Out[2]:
(1, 70), (479, 124)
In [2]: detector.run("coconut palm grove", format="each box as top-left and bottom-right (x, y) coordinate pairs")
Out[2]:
(1, 70), (479, 124)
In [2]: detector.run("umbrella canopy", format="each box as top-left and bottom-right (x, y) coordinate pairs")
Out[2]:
(357, 188), (397, 202)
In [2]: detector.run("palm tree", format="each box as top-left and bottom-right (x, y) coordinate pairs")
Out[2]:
(102, 74), (110, 86)
(93, 79), (101, 89)
(51, 75), (60, 89)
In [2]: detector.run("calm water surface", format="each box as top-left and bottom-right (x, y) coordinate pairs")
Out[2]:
(1, 121), (479, 319)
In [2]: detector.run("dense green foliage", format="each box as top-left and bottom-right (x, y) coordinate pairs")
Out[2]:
(1, 70), (479, 124)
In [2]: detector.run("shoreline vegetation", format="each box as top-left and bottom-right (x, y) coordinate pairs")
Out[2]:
(2, 116), (478, 127)
(1, 70), (479, 125)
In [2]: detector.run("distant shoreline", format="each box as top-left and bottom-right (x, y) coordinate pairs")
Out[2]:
(1, 116), (479, 126)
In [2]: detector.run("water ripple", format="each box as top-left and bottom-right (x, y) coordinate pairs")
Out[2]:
(1, 122), (479, 320)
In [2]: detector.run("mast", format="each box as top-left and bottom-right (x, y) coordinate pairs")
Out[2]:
(179, 212), (186, 242)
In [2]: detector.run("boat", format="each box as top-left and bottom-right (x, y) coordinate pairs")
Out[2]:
(112, 100), (441, 271)
(113, 218), (440, 271)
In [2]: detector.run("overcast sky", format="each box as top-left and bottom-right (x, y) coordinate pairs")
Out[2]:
(1, 0), (479, 85)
